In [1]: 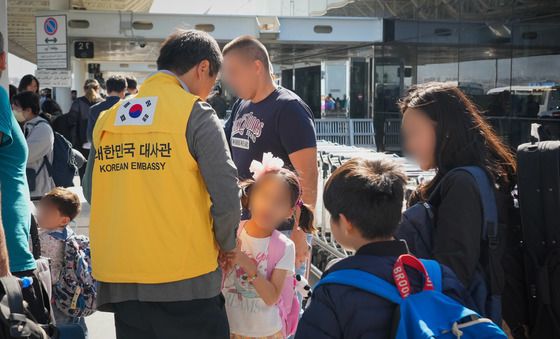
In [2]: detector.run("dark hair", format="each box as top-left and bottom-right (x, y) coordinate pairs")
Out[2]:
(106, 75), (127, 93)
(399, 82), (516, 200)
(41, 99), (62, 115)
(18, 74), (39, 94)
(0, 31), (3, 53)
(125, 76), (137, 90)
(324, 158), (407, 239)
(12, 91), (40, 115)
(241, 169), (316, 233)
(157, 29), (222, 76)
(8, 85), (16, 101)
(41, 187), (81, 220)
(40, 88), (52, 99)
(222, 35), (271, 72)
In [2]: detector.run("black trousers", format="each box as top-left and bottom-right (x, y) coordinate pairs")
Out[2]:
(113, 294), (230, 339)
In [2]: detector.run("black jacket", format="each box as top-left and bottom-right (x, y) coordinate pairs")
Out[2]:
(295, 240), (471, 339)
(421, 171), (512, 287)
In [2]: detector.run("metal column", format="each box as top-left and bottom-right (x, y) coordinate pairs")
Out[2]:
(50, 0), (72, 113)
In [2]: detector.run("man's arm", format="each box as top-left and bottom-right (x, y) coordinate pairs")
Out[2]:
(277, 99), (318, 266)
(0, 90), (12, 275)
(0, 194), (10, 276)
(188, 101), (240, 252)
(289, 147), (318, 207)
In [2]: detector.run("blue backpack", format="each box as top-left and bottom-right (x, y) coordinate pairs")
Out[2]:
(396, 166), (503, 324)
(314, 254), (506, 339)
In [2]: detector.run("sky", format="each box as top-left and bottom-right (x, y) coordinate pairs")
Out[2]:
(7, 54), (37, 86)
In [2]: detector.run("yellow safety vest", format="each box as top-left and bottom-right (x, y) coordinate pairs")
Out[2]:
(90, 72), (218, 284)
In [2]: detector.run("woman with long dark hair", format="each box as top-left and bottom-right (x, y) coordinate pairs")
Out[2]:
(400, 82), (518, 327)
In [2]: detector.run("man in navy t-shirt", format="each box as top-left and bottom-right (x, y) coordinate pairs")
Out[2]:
(223, 36), (318, 267)
(225, 87), (316, 179)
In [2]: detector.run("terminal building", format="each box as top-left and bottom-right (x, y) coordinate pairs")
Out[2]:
(2, 0), (559, 151)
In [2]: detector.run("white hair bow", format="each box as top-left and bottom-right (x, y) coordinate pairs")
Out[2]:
(249, 152), (284, 180)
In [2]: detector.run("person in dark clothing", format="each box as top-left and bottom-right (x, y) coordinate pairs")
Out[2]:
(525, 95), (540, 117)
(400, 82), (521, 334)
(68, 79), (102, 178)
(41, 98), (63, 122)
(222, 36), (318, 271)
(125, 76), (138, 97)
(87, 75), (127, 143)
(9, 84), (17, 102)
(206, 85), (227, 119)
(296, 158), (471, 339)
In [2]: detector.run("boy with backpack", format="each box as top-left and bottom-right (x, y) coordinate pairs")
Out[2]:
(36, 187), (95, 335)
(296, 158), (506, 339)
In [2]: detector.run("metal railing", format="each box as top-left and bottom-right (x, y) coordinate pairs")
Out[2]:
(310, 140), (435, 278)
(314, 119), (376, 147)
(383, 116), (560, 152)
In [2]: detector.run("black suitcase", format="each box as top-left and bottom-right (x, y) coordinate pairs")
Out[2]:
(517, 140), (560, 338)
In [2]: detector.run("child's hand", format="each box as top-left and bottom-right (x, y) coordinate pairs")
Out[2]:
(231, 240), (257, 274)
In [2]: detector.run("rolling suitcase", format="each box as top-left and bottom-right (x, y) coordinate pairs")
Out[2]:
(516, 140), (560, 338)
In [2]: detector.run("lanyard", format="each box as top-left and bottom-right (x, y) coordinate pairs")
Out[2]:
(392, 254), (434, 298)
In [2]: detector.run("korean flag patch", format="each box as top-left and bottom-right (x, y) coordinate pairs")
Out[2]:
(114, 96), (158, 126)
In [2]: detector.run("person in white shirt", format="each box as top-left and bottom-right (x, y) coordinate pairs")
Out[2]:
(12, 91), (55, 199)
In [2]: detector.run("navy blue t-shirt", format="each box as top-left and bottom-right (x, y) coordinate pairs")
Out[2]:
(224, 87), (316, 179)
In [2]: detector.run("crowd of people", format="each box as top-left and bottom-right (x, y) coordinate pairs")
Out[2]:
(0, 27), (543, 339)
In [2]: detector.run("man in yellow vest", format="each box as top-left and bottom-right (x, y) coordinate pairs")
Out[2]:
(84, 29), (240, 338)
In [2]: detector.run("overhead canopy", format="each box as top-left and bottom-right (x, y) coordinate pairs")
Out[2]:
(7, 0), (560, 74)
(24, 9), (383, 72)
(7, 0), (153, 63)
(315, 0), (560, 22)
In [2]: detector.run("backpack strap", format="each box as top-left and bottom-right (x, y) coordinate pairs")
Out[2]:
(315, 269), (403, 304)
(421, 259), (443, 292)
(456, 166), (499, 247)
(266, 230), (287, 279)
(0, 276), (26, 320)
(27, 119), (55, 178)
(27, 119), (51, 129)
(234, 222), (288, 274)
(436, 166), (498, 247)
